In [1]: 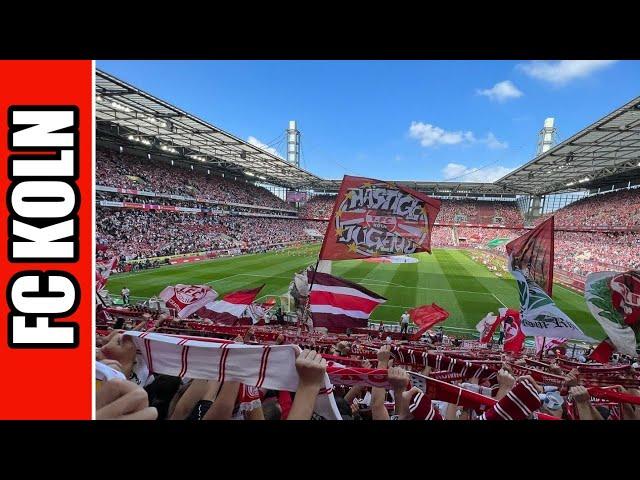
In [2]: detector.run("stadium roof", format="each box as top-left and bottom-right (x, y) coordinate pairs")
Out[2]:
(95, 69), (324, 189)
(496, 95), (640, 195)
(310, 179), (519, 197)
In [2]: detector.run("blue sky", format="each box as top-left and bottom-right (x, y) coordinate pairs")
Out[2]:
(97, 60), (640, 182)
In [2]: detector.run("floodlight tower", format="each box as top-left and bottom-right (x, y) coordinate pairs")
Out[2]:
(536, 117), (557, 156)
(287, 120), (300, 167)
(530, 118), (557, 220)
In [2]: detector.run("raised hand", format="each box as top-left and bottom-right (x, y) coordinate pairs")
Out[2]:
(96, 379), (158, 420)
(377, 344), (392, 368)
(295, 349), (327, 390)
(387, 366), (409, 391)
(569, 385), (590, 403)
(497, 368), (516, 389)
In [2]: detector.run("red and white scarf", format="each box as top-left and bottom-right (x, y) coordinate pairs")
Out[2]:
(124, 331), (342, 420)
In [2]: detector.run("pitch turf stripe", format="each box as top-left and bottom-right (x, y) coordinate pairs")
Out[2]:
(428, 250), (466, 325)
(443, 249), (512, 306)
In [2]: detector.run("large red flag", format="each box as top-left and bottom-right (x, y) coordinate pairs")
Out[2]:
(408, 304), (449, 340)
(505, 216), (554, 296)
(319, 176), (441, 260)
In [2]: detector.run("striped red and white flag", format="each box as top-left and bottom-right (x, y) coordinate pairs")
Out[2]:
(307, 271), (386, 331)
(198, 285), (264, 325)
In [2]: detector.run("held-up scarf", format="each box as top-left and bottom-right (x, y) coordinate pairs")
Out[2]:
(406, 372), (549, 420)
(123, 331), (342, 420)
(510, 362), (640, 388)
(587, 387), (640, 405)
(390, 346), (495, 380)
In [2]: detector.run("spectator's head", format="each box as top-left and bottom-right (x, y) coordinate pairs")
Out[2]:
(539, 391), (564, 418)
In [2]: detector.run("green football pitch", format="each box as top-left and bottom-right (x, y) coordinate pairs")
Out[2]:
(105, 246), (605, 340)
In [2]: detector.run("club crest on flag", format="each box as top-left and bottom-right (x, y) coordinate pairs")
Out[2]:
(175, 285), (211, 304)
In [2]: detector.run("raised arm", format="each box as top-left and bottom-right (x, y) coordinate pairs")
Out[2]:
(202, 381), (241, 420)
(388, 366), (410, 418)
(288, 349), (327, 420)
(371, 345), (392, 420)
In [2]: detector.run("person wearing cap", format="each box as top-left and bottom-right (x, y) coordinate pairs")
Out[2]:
(538, 390), (565, 419)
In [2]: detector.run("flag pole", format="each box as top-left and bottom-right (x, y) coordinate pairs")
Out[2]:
(539, 337), (546, 360)
(299, 257), (321, 331)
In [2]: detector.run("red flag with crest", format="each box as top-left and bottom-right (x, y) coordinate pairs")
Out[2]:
(159, 284), (218, 318)
(319, 176), (441, 260)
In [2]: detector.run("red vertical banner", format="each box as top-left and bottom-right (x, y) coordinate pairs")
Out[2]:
(505, 216), (555, 296)
(0, 61), (93, 419)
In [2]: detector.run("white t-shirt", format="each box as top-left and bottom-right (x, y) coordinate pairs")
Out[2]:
(401, 313), (410, 324)
(122, 288), (130, 296)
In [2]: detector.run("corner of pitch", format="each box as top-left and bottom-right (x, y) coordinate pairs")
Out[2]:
(6, 106), (80, 348)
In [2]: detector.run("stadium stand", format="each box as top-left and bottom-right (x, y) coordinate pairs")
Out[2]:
(535, 188), (640, 229)
(96, 208), (327, 262)
(298, 194), (336, 219)
(97, 149), (292, 210)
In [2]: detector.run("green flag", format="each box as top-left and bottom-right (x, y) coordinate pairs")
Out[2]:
(486, 237), (511, 249)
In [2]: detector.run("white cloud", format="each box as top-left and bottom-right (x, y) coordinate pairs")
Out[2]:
(409, 122), (508, 151)
(477, 80), (523, 102)
(247, 136), (280, 157)
(517, 60), (617, 86)
(483, 132), (508, 149)
(408, 122), (475, 147)
(442, 162), (514, 183)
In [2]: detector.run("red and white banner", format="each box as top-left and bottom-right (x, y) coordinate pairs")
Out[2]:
(159, 284), (218, 318)
(308, 270), (386, 331)
(319, 175), (441, 260)
(197, 285), (264, 325)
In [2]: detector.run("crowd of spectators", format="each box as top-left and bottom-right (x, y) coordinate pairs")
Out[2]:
(298, 195), (336, 219)
(433, 226), (640, 277)
(97, 148), (292, 210)
(430, 226), (455, 247)
(96, 208), (327, 262)
(436, 199), (523, 226)
(554, 231), (640, 277)
(536, 188), (640, 229)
